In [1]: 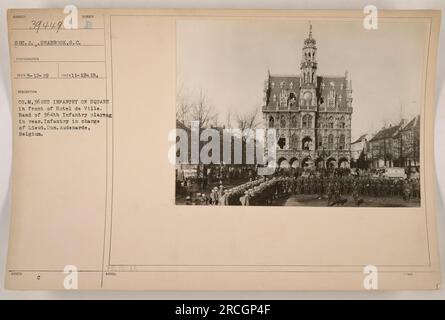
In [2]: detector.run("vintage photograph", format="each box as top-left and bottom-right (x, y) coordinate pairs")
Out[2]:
(175, 19), (424, 207)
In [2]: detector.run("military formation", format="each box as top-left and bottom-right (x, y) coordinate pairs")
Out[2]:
(183, 173), (420, 206)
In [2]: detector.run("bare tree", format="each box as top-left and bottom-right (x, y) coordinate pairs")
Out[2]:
(189, 90), (218, 129)
(226, 109), (232, 129)
(176, 102), (191, 125)
(236, 106), (260, 131)
(176, 82), (192, 125)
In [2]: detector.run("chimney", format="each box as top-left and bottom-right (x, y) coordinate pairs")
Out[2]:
(399, 118), (407, 127)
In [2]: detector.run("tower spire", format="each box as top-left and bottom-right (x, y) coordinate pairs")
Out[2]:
(300, 21), (317, 86)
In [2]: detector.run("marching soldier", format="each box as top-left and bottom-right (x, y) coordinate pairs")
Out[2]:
(210, 187), (218, 205)
(200, 193), (209, 205)
(402, 179), (411, 201)
(327, 180), (334, 205)
(239, 191), (249, 206)
(218, 189), (227, 206)
(352, 181), (363, 206)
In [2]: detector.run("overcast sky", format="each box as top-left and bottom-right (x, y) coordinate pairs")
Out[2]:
(177, 19), (428, 140)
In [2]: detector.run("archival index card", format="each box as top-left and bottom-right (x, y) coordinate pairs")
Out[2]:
(5, 8), (442, 290)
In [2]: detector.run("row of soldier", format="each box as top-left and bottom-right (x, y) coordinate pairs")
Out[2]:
(288, 175), (420, 199)
(184, 174), (420, 206)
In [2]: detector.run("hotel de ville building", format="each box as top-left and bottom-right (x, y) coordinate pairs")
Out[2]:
(262, 25), (353, 169)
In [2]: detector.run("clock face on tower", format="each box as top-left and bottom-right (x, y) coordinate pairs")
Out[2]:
(303, 91), (312, 102)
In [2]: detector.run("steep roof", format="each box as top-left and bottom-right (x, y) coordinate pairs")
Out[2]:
(401, 115), (420, 131)
(263, 74), (347, 111)
(351, 134), (367, 145)
(317, 76), (348, 110)
(263, 75), (300, 111)
(369, 125), (401, 142)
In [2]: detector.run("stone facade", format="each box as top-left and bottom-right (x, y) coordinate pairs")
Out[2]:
(351, 134), (368, 162)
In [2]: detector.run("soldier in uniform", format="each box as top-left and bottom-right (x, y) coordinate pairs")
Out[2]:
(200, 193), (209, 205)
(393, 179), (398, 198)
(194, 193), (202, 205)
(352, 181), (363, 206)
(403, 179), (411, 201)
(218, 185), (224, 198)
(210, 187), (218, 205)
(292, 177), (298, 194)
(360, 177), (366, 196)
(218, 189), (227, 206)
(334, 181), (347, 206)
(411, 179), (419, 199)
(296, 176), (303, 194)
(240, 191), (249, 206)
(224, 189), (231, 205)
(327, 180), (334, 205)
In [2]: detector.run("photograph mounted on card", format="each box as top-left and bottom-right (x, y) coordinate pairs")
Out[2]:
(5, 8), (441, 290)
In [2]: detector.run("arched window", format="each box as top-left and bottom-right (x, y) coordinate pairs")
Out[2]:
(278, 136), (286, 150)
(328, 116), (334, 129)
(328, 134), (334, 149)
(291, 115), (298, 128)
(302, 136), (312, 150)
(338, 116), (345, 129)
(308, 115), (313, 128)
(280, 116), (286, 128)
(318, 135), (323, 148)
(269, 116), (275, 128)
(339, 134), (345, 150)
(291, 133), (299, 150)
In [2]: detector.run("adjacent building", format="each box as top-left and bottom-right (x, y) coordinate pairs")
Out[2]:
(351, 134), (368, 161)
(368, 115), (420, 169)
(368, 123), (402, 168)
(350, 134), (369, 168)
(399, 115), (420, 168)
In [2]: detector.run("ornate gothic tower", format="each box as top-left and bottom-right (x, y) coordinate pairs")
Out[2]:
(299, 23), (317, 110)
(298, 23), (318, 160)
